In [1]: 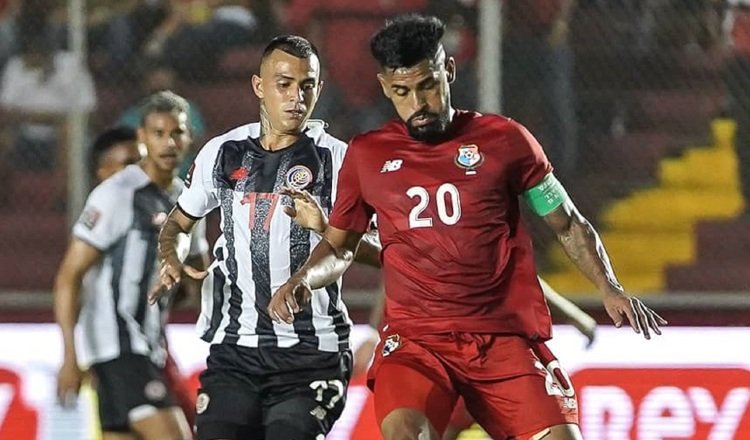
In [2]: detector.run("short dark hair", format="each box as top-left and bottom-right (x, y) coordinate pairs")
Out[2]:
(259, 35), (320, 69)
(88, 126), (137, 175)
(370, 14), (446, 69)
(139, 90), (190, 127)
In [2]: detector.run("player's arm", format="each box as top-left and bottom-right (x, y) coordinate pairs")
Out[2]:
(268, 225), (363, 324)
(53, 238), (102, 407)
(539, 276), (596, 347)
(151, 207), (208, 304)
(526, 175), (667, 339)
(280, 186), (382, 268)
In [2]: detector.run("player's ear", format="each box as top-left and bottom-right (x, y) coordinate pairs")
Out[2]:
(377, 72), (391, 98)
(446, 57), (456, 84)
(252, 74), (264, 99)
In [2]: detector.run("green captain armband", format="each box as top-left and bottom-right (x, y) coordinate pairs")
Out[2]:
(522, 173), (569, 216)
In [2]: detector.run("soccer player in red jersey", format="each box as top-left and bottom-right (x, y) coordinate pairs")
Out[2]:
(269, 14), (666, 440)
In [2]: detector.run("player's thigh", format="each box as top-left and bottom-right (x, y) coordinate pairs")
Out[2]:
(374, 362), (457, 440)
(514, 423), (582, 440)
(91, 354), (178, 434)
(462, 372), (578, 439)
(101, 432), (137, 440)
(130, 407), (191, 440)
(264, 352), (353, 439)
(194, 366), (264, 440)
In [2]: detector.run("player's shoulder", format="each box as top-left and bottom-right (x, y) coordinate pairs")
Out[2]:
(88, 165), (146, 204)
(461, 110), (519, 132)
(304, 119), (347, 153)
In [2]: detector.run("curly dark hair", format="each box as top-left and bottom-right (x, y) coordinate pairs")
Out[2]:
(370, 14), (446, 69)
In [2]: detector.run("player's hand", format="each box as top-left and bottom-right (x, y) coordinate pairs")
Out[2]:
(352, 333), (378, 377)
(268, 277), (312, 324)
(149, 256), (208, 305)
(603, 290), (667, 340)
(57, 360), (83, 408)
(280, 186), (328, 234)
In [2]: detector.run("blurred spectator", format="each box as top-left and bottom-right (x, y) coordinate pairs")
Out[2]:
(116, 62), (207, 177)
(283, 0), (428, 137)
(503, 0), (578, 179)
(0, 19), (96, 171)
(0, 0), (19, 69)
(724, 0), (750, 210)
(164, 0), (259, 81)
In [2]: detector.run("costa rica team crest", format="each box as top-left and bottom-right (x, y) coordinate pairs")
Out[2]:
(455, 144), (484, 175)
(286, 165), (313, 190)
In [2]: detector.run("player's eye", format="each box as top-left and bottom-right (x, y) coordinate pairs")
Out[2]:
(302, 83), (315, 91)
(278, 82), (290, 88)
(393, 88), (408, 97)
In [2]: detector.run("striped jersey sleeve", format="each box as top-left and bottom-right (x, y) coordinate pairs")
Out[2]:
(73, 182), (132, 250)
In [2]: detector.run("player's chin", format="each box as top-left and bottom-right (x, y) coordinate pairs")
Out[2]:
(408, 124), (446, 143)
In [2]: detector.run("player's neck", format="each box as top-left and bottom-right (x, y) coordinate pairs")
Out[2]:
(258, 131), (302, 152)
(140, 161), (174, 190)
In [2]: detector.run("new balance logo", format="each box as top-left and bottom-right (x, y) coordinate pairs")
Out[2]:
(381, 159), (403, 173)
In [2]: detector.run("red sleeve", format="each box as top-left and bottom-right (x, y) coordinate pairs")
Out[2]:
(329, 139), (374, 233)
(507, 120), (553, 194)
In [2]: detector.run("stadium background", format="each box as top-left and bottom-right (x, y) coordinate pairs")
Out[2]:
(0, 0), (749, 438)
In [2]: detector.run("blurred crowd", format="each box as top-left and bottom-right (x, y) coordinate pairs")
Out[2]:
(0, 0), (747, 185)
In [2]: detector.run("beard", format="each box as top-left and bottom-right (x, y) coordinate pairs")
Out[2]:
(406, 110), (451, 143)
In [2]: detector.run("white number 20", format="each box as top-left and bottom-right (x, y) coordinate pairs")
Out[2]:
(406, 183), (462, 228)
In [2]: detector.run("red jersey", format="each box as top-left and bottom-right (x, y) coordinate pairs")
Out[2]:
(329, 110), (553, 340)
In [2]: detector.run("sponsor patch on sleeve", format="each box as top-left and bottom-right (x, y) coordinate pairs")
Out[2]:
(77, 208), (101, 230)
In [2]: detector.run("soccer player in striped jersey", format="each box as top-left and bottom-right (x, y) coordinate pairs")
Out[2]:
(54, 91), (208, 440)
(153, 35), (380, 440)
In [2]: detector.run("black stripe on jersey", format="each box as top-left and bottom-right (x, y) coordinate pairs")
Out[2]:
(214, 141), (251, 345)
(133, 185), (165, 330)
(202, 266), (227, 342)
(109, 236), (132, 354)
(316, 145), (350, 349)
(251, 141), (295, 347)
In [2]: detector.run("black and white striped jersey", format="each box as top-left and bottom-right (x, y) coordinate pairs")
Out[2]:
(73, 165), (209, 367)
(177, 121), (352, 357)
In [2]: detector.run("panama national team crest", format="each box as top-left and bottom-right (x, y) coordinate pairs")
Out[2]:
(455, 144), (484, 175)
(286, 165), (313, 190)
(382, 334), (401, 357)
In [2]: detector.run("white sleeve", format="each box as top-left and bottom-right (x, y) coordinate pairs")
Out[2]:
(188, 219), (210, 257)
(177, 139), (220, 218)
(72, 184), (132, 250)
(327, 134), (349, 205)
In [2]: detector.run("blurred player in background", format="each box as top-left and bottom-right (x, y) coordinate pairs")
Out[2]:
(153, 35), (380, 440)
(54, 91), (208, 440)
(270, 14), (666, 440)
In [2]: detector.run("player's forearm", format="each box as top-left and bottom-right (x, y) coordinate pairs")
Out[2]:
(53, 273), (82, 363)
(368, 292), (386, 329)
(556, 212), (624, 295)
(295, 237), (356, 290)
(158, 207), (195, 264)
(353, 231), (382, 268)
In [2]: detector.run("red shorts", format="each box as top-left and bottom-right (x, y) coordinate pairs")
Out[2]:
(367, 330), (578, 438)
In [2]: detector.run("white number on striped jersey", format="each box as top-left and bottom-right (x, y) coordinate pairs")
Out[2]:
(406, 183), (462, 228)
(309, 379), (345, 409)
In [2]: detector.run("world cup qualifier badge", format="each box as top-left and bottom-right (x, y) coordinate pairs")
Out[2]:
(286, 165), (313, 190)
(455, 144), (484, 175)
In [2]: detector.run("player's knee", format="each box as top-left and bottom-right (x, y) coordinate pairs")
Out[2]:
(265, 420), (325, 440)
(381, 408), (440, 440)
